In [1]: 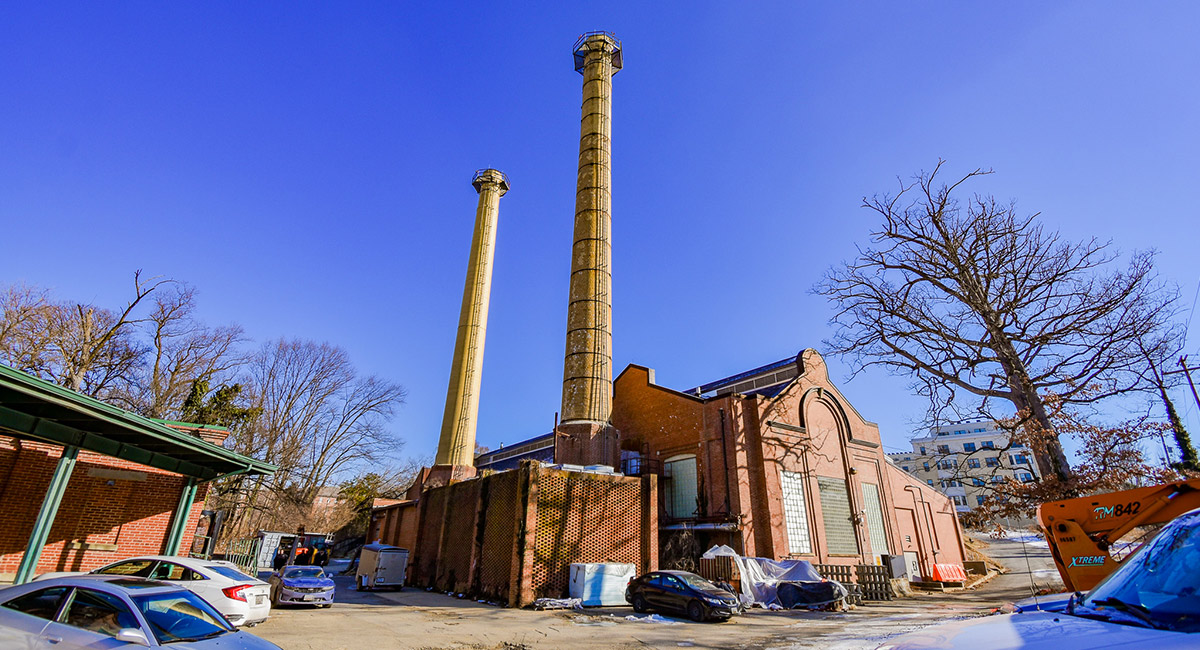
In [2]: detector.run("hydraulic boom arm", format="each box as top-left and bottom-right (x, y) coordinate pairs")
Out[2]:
(1037, 478), (1200, 592)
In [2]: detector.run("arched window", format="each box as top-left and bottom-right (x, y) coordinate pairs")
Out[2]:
(663, 454), (698, 519)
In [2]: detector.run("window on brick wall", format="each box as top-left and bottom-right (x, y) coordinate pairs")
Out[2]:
(817, 477), (859, 555)
(664, 455), (698, 519)
(780, 470), (812, 555)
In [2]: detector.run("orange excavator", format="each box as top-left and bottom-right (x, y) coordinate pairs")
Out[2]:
(1038, 477), (1200, 591)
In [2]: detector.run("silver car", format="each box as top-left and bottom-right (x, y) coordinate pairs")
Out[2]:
(0, 575), (280, 649)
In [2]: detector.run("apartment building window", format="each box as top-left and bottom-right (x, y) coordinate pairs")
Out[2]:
(971, 478), (985, 487)
(974, 428), (986, 433)
(945, 480), (962, 487)
(923, 462), (930, 471)
(985, 457), (1000, 467)
(967, 458), (981, 468)
(927, 479), (934, 487)
(1012, 442), (1024, 448)
(982, 441), (995, 449)
(1011, 454), (1029, 466)
(976, 495), (986, 505)
(919, 446), (926, 455)
(780, 470), (812, 554)
(902, 466), (910, 472)
(991, 476), (1004, 484)
(963, 442), (976, 452)
(939, 460), (956, 469)
(937, 444), (950, 454)
(951, 496), (967, 506)
(1018, 472), (1034, 482)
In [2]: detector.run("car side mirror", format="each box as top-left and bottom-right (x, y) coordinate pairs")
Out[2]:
(115, 628), (150, 646)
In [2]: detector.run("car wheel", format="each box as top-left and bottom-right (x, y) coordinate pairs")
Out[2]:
(631, 594), (648, 613)
(687, 600), (706, 623)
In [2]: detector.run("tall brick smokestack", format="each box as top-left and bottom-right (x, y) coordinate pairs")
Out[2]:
(561, 32), (621, 428)
(435, 169), (509, 468)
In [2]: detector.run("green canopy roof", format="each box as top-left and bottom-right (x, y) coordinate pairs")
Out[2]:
(0, 364), (275, 481)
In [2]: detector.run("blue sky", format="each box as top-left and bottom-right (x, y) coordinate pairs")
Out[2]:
(2, 2), (1198, 465)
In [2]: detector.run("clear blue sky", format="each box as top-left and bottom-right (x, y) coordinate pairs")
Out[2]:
(3, 2), (1198, 464)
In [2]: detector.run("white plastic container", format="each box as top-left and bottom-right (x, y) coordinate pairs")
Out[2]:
(568, 562), (637, 606)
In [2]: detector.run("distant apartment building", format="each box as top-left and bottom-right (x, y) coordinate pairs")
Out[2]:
(887, 419), (1040, 513)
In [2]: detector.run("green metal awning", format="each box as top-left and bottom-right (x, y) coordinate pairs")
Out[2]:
(0, 364), (275, 481)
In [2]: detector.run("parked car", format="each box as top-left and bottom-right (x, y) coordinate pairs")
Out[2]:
(625, 570), (740, 622)
(0, 575), (280, 648)
(268, 565), (336, 607)
(878, 507), (1200, 649)
(35, 555), (271, 626)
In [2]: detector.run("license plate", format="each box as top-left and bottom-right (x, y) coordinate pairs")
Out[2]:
(256, 595), (265, 605)
(303, 594), (315, 601)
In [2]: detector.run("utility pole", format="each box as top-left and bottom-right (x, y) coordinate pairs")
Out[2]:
(1165, 355), (1200, 412)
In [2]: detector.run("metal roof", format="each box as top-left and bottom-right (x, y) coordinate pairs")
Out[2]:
(0, 364), (276, 481)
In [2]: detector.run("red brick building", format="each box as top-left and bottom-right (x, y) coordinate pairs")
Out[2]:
(611, 350), (965, 579)
(0, 364), (274, 583)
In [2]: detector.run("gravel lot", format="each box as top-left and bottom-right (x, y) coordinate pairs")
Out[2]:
(251, 545), (1056, 650)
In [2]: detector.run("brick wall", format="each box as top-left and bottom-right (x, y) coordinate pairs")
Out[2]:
(612, 349), (966, 572)
(0, 436), (207, 579)
(401, 462), (655, 607)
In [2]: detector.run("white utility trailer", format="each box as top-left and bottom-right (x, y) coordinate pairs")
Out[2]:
(356, 542), (408, 591)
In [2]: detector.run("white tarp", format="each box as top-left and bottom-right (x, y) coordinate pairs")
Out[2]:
(701, 545), (837, 608)
(569, 563), (637, 606)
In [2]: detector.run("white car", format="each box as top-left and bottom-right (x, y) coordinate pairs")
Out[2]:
(36, 555), (271, 627)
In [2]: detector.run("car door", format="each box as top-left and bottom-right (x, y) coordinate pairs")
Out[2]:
(659, 575), (689, 614)
(0, 585), (68, 649)
(641, 574), (671, 610)
(39, 587), (143, 650)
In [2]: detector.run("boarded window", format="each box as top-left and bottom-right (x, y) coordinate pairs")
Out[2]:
(780, 470), (812, 554)
(861, 482), (889, 559)
(817, 477), (859, 555)
(664, 456), (697, 518)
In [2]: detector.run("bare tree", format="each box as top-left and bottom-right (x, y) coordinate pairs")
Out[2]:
(115, 284), (247, 418)
(225, 339), (406, 535)
(816, 162), (1178, 485)
(37, 271), (173, 395)
(0, 283), (54, 374)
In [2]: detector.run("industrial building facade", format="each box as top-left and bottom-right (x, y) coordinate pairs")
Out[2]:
(610, 350), (964, 580)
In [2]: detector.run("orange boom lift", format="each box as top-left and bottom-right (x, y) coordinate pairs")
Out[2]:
(1037, 478), (1200, 592)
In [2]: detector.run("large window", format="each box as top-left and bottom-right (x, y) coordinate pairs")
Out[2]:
(780, 470), (812, 554)
(861, 482), (890, 559)
(817, 477), (859, 555)
(664, 455), (698, 519)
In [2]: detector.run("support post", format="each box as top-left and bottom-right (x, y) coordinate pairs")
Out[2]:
(164, 477), (199, 556)
(15, 445), (79, 584)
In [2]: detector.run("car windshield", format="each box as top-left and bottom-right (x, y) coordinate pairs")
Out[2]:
(284, 567), (325, 579)
(207, 565), (256, 582)
(676, 573), (719, 591)
(132, 591), (233, 644)
(1081, 510), (1200, 633)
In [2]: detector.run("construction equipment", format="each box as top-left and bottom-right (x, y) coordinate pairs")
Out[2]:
(1038, 477), (1200, 591)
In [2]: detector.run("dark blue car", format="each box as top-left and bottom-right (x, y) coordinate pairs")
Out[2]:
(267, 566), (335, 607)
(625, 570), (740, 622)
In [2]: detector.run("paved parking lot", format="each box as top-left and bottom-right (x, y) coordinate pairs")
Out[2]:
(250, 556), (1041, 650)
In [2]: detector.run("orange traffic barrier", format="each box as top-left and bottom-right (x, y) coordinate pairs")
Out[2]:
(932, 563), (967, 582)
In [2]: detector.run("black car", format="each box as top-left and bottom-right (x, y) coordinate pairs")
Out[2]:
(625, 570), (740, 622)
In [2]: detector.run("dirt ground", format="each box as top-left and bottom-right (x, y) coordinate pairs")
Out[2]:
(253, 537), (1062, 650)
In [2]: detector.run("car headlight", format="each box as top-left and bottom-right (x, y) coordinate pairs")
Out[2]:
(704, 597), (725, 606)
